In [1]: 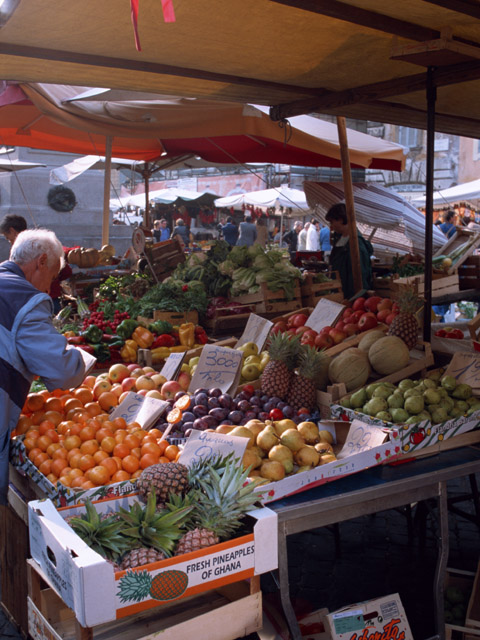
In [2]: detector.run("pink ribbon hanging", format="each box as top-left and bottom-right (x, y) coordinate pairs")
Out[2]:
(161, 0), (176, 22)
(130, 0), (142, 51)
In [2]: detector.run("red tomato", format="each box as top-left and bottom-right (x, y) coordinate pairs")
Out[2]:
(269, 408), (284, 420)
(435, 328), (447, 338)
(242, 384), (255, 396)
(352, 297), (365, 311)
(447, 329), (464, 339)
(358, 312), (378, 332)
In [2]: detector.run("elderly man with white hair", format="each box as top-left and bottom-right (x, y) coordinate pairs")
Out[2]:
(0, 228), (94, 505)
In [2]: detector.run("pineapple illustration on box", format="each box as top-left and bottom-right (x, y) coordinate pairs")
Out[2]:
(118, 568), (189, 603)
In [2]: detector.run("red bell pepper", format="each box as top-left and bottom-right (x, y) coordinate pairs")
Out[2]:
(152, 334), (176, 349)
(67, 336), (86, 345)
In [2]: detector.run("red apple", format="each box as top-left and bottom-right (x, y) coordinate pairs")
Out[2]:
(136, 389), (149, 397)
(135, 375), (156, 391)
(364, 296), (382, 313)
(335, 320), (345, 332)
(286, 328), (297, 337)
(377, 298), (393, 311)
(320, 325), (333, 335)
(392, 303), (400, 313)
(314, 333), (333, 349)
(295, 326), (311, 336)
(271, 321), (287, 335)
(352, 297), (365, 311)
(121, 377), (137, 392)
(127, 363), (142, 373)
(376, 308), (391, 323)
(329, 328), (347, 344)
(289, 313), (309, 328)
(145, 390), (164, 400)
(342, 308), (353, 320)
(344, 322), (358, 336)
(177, 371), (191, 391)
(161, 380), (183, 399)
(358, 312), (378, 332)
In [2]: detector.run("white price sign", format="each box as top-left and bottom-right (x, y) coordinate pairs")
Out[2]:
(236, 313), (273, 352)
(159, 352), (186, 381)
(188, 344), (243, 394)
(178, 429), (248, 467)
(337, 419), (387, 459)
(445, 352), (480, 392)
(109, 392), (169, 430)
(306, 298), (345, 332)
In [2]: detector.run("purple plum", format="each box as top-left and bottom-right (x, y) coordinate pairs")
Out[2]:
(218, 394), (233, 409)
(209, 407), (228, 421)
(263, 401), (276, 413)
(228, 410), (243, 424)
(258, 412), (270, 421)
(244, 410), (257, 420)
(250, 396), (262, 407)
(237, 400), (251, 412)
(193, 417), (208, 430)
(282, 405), (295, 418)
(182, 411), (195, 423)
(207, 396), (220, 409)
(193, 404), (208, 418)
(174, 391), (187, 402)
(203, 415), (218, 428)
(194, 388), (209, 395)
(183, 421), (194, 432)
(208, 387), (222, 398)
(194, 393), (209, 406)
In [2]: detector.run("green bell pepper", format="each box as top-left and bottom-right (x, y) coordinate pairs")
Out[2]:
(82, 324), (103, 344)
(116, 318), (139, 340)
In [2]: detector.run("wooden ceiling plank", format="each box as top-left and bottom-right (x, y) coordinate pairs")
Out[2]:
(0, 43), (323, 99)
(270, 59), (480, 119)
(422, 0), (480, 20)
(269, 0), (438, 41)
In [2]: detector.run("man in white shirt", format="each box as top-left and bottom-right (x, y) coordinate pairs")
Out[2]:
(306, 219), (320, 251)
(297, 222), (310, 251)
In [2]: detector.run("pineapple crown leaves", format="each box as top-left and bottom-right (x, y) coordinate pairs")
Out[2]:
(187, 452), (236, 490)
(394, 285), (420, 313)
(296, 344), (328, 380)
(67, 500), (130, 561)
(117, 492), (194, 556)
(267, 332), (301, 370)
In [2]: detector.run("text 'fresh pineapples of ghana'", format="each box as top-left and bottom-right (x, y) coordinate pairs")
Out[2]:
(137, 462), (189, 506)
(261, 333), (300, 399)
(388, 287), (419, 349)
(175, 454), (261, 555)
(287, 345), (329, 409)
(368, 336), (410, 375)
(328, 347), (370, 391)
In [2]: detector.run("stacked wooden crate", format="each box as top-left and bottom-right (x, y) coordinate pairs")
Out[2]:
(144, 238), (186, 280)
(300, 271), (344, 307)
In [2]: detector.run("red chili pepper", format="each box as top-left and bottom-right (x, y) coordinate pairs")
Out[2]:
(78, 344), (95, 354)
(67, 336), (86, 345)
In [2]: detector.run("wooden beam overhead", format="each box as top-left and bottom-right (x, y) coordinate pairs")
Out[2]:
(270, 58), (480, 120)
(0, 43), (324, 99)
(421, 0), (480, 20)
(269, 0), (439, 41)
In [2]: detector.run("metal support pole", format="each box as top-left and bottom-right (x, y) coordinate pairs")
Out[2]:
(143, 163), (151, 230)
(424, 67), (436, 342)
(101, 136), (112, 246)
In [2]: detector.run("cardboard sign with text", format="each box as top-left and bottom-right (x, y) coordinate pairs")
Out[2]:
(306, 298), (345, 332)
(109, 392), (169, 430)
(178, 429), (248, 467)
(236, 313), (273, 353)
(445, 352), (480, 393)
(159, 352), (186, 381)
(188, 343), (243, 394)
(337, 419), (387, 459)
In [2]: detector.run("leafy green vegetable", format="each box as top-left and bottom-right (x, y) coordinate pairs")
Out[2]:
(138, 281), (208, 315)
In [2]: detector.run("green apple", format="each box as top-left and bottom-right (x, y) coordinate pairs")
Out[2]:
(180, 363), (191, 373)
(241, 363), (261, 381)
(189, 356), (200, 367)
(237, 342), (259, 357)
(245, 355), (261, 365)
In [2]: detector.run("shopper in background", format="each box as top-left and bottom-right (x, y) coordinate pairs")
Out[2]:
(306, 219), (320, 251)
(0, 214), (27, 243)
(236, 214), (257, 247)
(152, 219), (162, 242)
(221, 216), (239, 246)
(152, 218), (170, 242)
(439, 210), (456, 239)
(254, 215), (269, 248)
(320, 224), (332, 251)
(283, 220), (303, 261)
(297, 221), (310, 251)
(326, 203), (373, 299)
(0, 229), (93, 504)
(171, 218), (190, 249)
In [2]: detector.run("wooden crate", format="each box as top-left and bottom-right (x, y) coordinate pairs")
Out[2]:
(203, 311), (252, 335)
(395, 271), (459, 296)
(434, 228), (480, 275)
(231, 280), (303, 316)
(144, 238), (185, 280)
(373, 275), (398, 297)
(459, 255), (480, 290)
(27, 559), (262, 640)
(152, 310), (199, 325)
(300, 271), (344, 307)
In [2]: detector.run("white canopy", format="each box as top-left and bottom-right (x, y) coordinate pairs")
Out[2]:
(303, 182), (446, 255)
(110, 187), (218, 211)
(0, 159), (45, 172)
(49, 155), (138, 185)
(215, 185), (309, 212)
(412, 179), (480, 207)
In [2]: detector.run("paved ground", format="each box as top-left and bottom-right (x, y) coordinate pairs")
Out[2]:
(1, 474), (479, 639)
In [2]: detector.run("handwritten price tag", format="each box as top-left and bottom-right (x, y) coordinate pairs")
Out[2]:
(178, 429), (248, 467)
(445, 352), (480, 391)
(236, 313), (273, 352)
(160, 352), (186, 381)
(188, 344), (243, 394)
(110, 392), (169, 430)
(306, 298), (345, 332)
(337, 419), (387, 459)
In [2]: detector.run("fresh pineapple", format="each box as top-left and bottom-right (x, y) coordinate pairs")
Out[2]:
(287, 345), (327, 409)
(117, 492), (193, 570)
(66, 500), (129, 562)
(388, 287), (420, 349)
(261, 333), (300, 399)
(175, 455), (262, 556)
(136, 462), (189, 505)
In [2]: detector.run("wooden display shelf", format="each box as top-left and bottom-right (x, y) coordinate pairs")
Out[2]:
(27, 559), (262, 640)
(300, 271), (343, 308)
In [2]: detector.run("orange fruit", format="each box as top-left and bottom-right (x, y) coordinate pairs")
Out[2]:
(36, 435), (53, 452)
(24, 438), (39, 452)
(59, 393), (73, 408)
(26, 393), (45, 412)
(38, 419), (55, 435)
(131, 469), (142, 479)
(175, 395), (191, 411)
(141, 441), (162, 457)
(140, 453), (159, 469)
(51, 458), (69, 477)
(84, 402), (102, 417)
(81, 480), (95, 489)
(46, 473), (58, 485)
(93, 450), (109, 464)
(72, 410), (91, 424)
(79, 425), (96, 442)
(87, 465), (110, 486)
(100, 457), (119, 476)
(46, 443), (62, 457)
(33, 451), (49, 467)
(74, 387), (94, 405)
(68, 468), (84, 479)
(80, 439), (99, 456)
(83, 375), (97, 389)
(71, 476), (86, 488)
(16, 415), (33, 435)
(64, 398), (83, 413)
(31, 410), (47, 425)
(66, 423), (82, 437)
(38, 459), (53, 476)
(113, 443), (130, 459)
(164, 444), (179, 461)
(64, 435), (82, 451)
(111, 417), (127, 431)
(112, 456), (123, 470)
(122, 455), (139, 474)
(159, 456), (170, 464)
(59, 475), (72, 487)
(66, 447), (81, 460)
(100, 436), (116, 453)
(166, 408), (182, 424)
(124, 434), (141, 450)
(52, 447), (69, 460)
(43, 411), (63, 427)
(130, 447), (141, 459)
(68, 453), (83, 469)
(148, 428), (163, 439)
(78, 454), (95, 472)
(98, 392), (118, 412)
(96, 427), (114, 443)
(127, 421), (142, 431)
(111, 470), (131, 483)
(45, 429), (60, 443)
(28, 447), (43, 463)
(114, 430), (127, 444)
(44, 397), (62, 413)
(132, 429), (148, 442)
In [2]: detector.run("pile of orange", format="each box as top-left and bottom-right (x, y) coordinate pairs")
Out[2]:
(14, 381), (180, 490)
